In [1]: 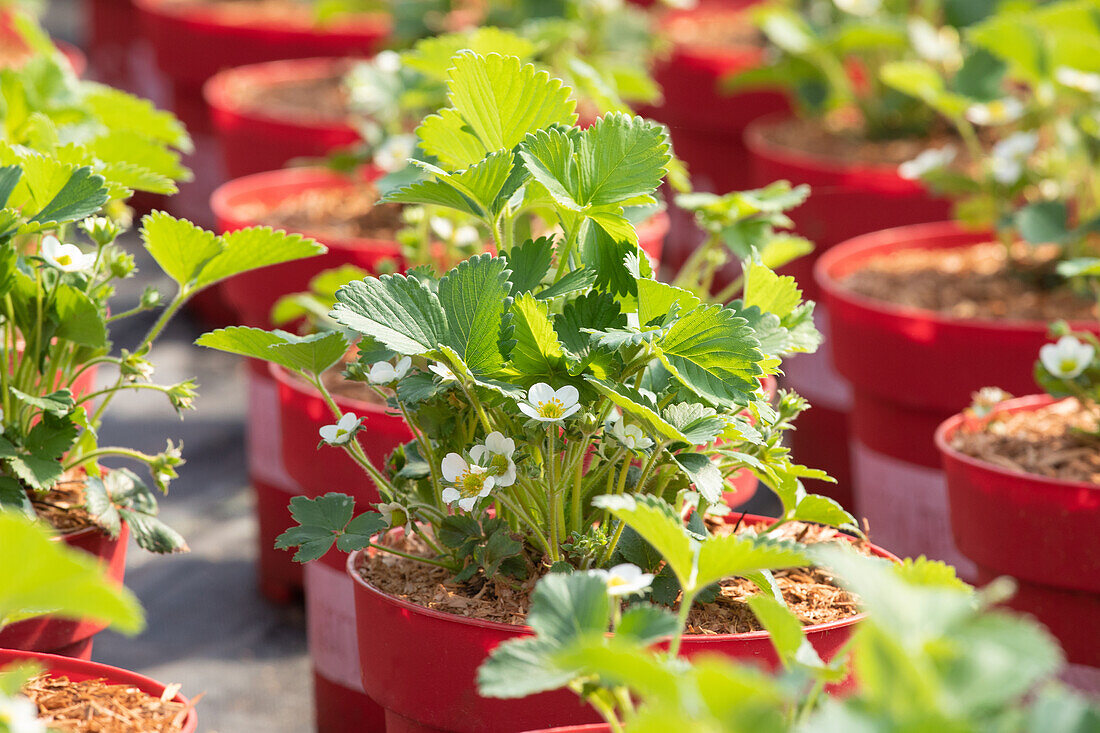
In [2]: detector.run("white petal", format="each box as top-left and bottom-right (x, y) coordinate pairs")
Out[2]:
(458, 496), (476, 511)
(441, 453), (467, 482)
(369, 362), (395, 384)
(441, 487), (460, 505)
(518, 402), (542, 420)
(319, 425), (338, 442)
(1039, 343), (1063, 375)
(497, 464), (516, 487)
(394, 356), (412, 379)
(469, 445), (489, 464)
(338, 412), (359, 431)
(555, 385), (580, 408)
(41, 235), (61, 258)
(528, 382), (555, 405)
(561, 403), (581, 419)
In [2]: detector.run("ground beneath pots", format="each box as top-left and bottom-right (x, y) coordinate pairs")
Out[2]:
(24, 673), (191, 732)
(758, 115), (956, 168)
(841, 242), (1097, 321)
(358, 519), (867, 632)
(238, 182), (404, 242)
(953, 398), (1100, 484)
(227, 70), (351, 123)
(85, 232), (310, 733)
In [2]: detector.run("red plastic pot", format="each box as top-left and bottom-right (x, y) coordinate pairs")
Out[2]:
(273, 361), (412, 732)
(86, 0), (138, 88)
(246, 360), (304, 603)
(649, 1), (788, 195)
(134, 0), (388, 132)
(816, 222), (1099, 575)
(205, 57), (362, 180)
(348, 516), (895, 733)
(0, 649), (197, 732)
(744, 119), (951, 506)
(212, 166), (405, 329)
(0, 524), (129, 659)
(936, 396), (1100, 672)
(133, 0), (387, 229)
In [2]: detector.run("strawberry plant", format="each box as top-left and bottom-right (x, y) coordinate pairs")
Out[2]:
(199, 52), (848, 590)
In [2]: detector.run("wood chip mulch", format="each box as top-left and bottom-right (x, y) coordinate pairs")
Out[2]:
(227, 71), (351, 122)
(952, 398), (1100, 484)
(238, 183), (404, 242)
(841, 242), (1097, 321)
(23, 673), (194, 732)
(359, 519), (871, 633)
(31, 471), (97, 533)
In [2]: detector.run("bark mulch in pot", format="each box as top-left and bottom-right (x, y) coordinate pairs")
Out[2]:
(757, 115), (957, 168)
(23, 673), (193, 732)
(225, 69), (351, 122)
(30, 473), (98, 534)
(237, 182), (404, 242)
(357, 519), (870, 632)
(952, 398), (1100, 485)
(841, 242), (1097, 321)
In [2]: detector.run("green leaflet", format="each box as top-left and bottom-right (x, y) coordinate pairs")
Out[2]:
(655, 304), (763, 407)
(419, 52), (578, 169)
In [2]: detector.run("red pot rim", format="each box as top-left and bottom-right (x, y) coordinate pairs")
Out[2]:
(744, 112), (924, 186)
(346, 514), (896, 640)
(660, 3), (765, 68)
(210, 165), (402, 257)
(203, 56), (359, 131)
(814, 220), (1100, 334)
(0, 649), (198, 732)
(269, 360), (392, 416)
(133, 0), (388, 34)
(935, 394), (1098, 492)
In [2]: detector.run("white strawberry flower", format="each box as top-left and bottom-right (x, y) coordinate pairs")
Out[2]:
(1055, 66), (1100, 95)
(1040, 336), (1095, 379)
(377, 501), (413, 535)
(591, 563), (655, 597)
(319, 412), (361, 445)
(440, 453), (496, 511)
(375, 134), (417, 173)
(966, 98), (1024, 126)
(908, 18), (959, 64)
(518, 383), (581, 423)
(40, 235), (96, 273)
(429, 363), (457, 382)
(368, 356), (412, 385)
(429, 217), (454, 241)
(374, 50), (401, 74)
(834, 0), (880, 17)
(471, 431), (517, 487)
(989, 131), (1038, 185)
(0, 694), (47, 733)
(898, 145), (956, 180)
(609, 416), (653, 451)
(454, 225), (480, 247)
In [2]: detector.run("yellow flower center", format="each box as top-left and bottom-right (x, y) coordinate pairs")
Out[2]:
(538, 399), (565, 419)
(57, 254), (72, 266)
(1061, 358), (1079, 373)
(607, 576), (630, 589)
(458, 469), (488, 498)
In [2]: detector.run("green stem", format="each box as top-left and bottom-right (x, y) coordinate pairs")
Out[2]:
(369, 542), (458, 570)
(667, 589), (696, 657)
(63, 446), (156, 470)
(553, 222), (581, 280)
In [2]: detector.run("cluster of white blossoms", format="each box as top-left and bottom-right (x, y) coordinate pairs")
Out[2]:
(441, 431), (518, 511)
(330, 364), (658, 513)
(966, 98), (1025, 126)
(898, 145), (956, 181)
(989, 132), (1038, 186)
(1040, 336), (1095, 380)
